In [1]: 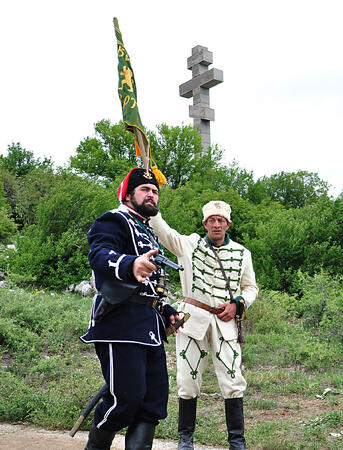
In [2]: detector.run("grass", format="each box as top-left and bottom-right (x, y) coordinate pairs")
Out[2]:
(0, 285), (342, 449)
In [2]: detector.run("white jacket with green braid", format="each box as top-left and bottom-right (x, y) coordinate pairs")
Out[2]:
(150, 212), (258, 341)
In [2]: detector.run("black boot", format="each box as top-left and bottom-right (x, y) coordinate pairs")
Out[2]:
(84, 422), (116, 450)
(178, 397), (197, 450)
(225, 398), (246, 450)
(125, 421), (156, 450)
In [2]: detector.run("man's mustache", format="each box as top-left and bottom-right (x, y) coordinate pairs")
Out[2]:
(143, 198), (157, 207)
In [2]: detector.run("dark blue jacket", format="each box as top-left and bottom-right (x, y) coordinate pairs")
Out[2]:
(80, 205), (176, 345)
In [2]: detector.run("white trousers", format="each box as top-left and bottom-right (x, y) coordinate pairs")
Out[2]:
(176, 320), (247, 399)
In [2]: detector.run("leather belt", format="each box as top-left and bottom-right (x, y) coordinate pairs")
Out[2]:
(129, 295), (158, 308)
(184, 297), (225, 315)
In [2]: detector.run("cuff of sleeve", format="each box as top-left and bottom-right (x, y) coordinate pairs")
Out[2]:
(163, 303), (178, 317)
(230, 296), (246, 319)
(118, 255), (138, 281)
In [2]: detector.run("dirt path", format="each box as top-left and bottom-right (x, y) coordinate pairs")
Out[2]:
(0, 423), (227, 450)
(2, 397), (341, 449)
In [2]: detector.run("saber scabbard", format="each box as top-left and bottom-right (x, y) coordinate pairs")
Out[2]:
(69, 383), (108, 437)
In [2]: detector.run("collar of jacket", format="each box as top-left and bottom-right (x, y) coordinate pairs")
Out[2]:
(120, 204), (150, 224)
(205, 233), (230, 247)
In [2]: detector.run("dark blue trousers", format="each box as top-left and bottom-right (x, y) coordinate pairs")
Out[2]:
(93, 342), (169, 432)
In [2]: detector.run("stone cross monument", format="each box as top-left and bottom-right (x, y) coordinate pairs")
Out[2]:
(179, 45), (223, 152)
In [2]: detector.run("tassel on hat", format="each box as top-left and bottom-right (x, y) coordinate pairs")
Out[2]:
(151, 164), (166, 187)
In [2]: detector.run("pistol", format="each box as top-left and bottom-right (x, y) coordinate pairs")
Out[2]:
(151, 254), (184, 272)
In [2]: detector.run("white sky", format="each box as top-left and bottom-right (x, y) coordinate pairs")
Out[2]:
(1, 0), (342, 197)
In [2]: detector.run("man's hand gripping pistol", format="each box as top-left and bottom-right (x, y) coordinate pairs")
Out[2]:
(151, 253), (189, 336)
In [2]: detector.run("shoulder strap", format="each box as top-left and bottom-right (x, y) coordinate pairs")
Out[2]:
(207, 241), (245, 344)
(208, 243), (234, 300)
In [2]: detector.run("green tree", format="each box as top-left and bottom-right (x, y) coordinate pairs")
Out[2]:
(247, 179), (270, 204)
(328, 195), (343, 251)
(7, 172), (116, 288)
(212, 160), (255, 199)
(257, 170), (330, 208)
(0, 169), (19, 217)
(0, 181), (16, 242)
(14, 167), (57, 228)
(70, 120), (218, 189)
(0, 143), (52, 177)
(69, 120), (137, 182)
(148, 123), (204, 188)
(245, 196), (343, 291)
(0, 166), (56, 229)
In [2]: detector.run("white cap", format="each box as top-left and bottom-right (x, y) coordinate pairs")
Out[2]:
(202, 200), (231, 223)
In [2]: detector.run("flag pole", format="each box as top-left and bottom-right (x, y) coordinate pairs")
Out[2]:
(134, 128), (150, 174)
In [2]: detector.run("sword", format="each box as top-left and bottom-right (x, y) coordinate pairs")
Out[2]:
(69, 384), (108, 437)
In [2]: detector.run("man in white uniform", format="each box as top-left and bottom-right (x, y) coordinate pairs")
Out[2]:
(150, 200), (258, 450)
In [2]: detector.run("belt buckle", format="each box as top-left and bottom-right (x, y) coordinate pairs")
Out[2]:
(209, 306), (216, 314)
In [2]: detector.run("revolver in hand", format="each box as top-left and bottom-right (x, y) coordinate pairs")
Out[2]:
(151, 253), (183, 299)
(151, 253), (184, 272)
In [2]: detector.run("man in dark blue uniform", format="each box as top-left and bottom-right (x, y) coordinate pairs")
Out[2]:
(80, 167), (180, 450)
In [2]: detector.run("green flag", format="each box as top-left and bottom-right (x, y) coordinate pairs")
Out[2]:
(113, 18), (166, 185)
(113, 18), (148, 164)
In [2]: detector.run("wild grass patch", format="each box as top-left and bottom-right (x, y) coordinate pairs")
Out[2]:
(0, 281), (342, 448)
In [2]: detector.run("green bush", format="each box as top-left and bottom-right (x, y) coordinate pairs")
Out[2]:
(0, 207), (16, 242)
(6, 172), (115, 289)
(0, 316), (42, 352)
(244, 277), (343, 370)
(0, 371), (40, 422)
(245, 198), (343, 291)
(0, 180), (16, 242)
(293, 340), (338, 371)
(293, 271), (343, 342)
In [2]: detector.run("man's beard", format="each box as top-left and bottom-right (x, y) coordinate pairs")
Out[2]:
(130, 196), (159, 217)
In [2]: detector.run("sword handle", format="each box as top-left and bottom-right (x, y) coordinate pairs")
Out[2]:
(69, 384), (108, 437)
(69, 415), (85, 437)
(166, 312), (190, 336)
